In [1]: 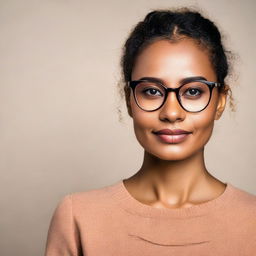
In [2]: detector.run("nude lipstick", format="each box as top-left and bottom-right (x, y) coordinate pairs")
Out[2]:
(153, 129), (192, 144)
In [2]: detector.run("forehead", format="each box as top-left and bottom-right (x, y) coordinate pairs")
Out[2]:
(131, 38), (216, 84)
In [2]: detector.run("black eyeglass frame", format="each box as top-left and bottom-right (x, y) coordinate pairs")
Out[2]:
(128, 78), (223, 113)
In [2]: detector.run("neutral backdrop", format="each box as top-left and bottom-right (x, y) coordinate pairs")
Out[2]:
(0, 0), (255, 255)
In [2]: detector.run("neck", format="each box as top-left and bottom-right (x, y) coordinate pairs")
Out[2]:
(125, 148), (224, 206)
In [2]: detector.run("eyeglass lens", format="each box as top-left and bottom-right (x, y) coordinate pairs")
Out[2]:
(134, 81), (210, 112)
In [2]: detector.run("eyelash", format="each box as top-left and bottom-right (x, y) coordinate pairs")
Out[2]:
(184, 88), (203, 97)
(143, 87), (203, 97)
(143, 88), (163, 96)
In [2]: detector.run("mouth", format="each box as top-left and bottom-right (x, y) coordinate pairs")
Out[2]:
(152, 129), (192, 144)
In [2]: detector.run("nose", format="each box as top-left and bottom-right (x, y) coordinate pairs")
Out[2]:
(158, 91), (186, 122)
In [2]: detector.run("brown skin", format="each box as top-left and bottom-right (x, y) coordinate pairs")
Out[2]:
(123, 38), (228, 209)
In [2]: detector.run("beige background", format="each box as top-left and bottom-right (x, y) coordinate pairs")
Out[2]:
(0, 0), (255, 255)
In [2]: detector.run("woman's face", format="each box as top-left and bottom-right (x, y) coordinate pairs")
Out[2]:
(129, 38), (227, 161)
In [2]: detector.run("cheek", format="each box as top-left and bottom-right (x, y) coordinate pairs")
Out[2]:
(130, 96), (156, 142)
(191, 95), (218, 144)
(191, 114), (215, 144)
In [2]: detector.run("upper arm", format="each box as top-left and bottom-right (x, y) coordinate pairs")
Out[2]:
(44, 194), (82, 256)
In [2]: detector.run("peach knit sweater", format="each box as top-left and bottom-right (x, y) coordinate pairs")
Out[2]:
(44, 180), (256, 255)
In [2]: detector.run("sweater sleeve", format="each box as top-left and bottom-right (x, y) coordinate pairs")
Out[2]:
(44, 194), (82, 256)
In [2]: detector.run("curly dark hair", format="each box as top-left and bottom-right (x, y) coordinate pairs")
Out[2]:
(118, 7), (236, 119)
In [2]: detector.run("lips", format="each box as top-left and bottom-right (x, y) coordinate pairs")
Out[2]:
(153, 129), (192, 144)
(153, 129), (191, 135)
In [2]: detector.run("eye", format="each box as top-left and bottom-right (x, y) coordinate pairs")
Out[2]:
(184, 87), (203, 97)
(143, 87), (163, 97)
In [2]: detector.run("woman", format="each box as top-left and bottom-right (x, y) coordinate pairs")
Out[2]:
(44, 7), (256, 255)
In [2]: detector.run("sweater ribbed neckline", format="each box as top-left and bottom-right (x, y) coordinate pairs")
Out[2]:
(110, 179), (234, 219)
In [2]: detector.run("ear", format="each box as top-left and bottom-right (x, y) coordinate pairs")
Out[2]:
(125, 87), (133, 118)
(214, 85), (229, 120)
(127, 100), (133, 118)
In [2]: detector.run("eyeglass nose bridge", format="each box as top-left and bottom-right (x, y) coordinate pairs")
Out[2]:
(159, 86), (184, 110)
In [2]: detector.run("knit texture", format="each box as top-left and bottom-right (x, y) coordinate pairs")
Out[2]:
(44, 180), (256, 255)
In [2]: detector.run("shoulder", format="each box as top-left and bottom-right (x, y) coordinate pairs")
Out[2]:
(51, 182), (120, 222)
(228, 183), (256, 215)
(64, 181), (121, 216)
(71, 181), (119, 202)
(230, 183), (256, 203)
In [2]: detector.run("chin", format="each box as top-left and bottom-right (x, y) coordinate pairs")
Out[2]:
(145, 146), (197, 161)
(151, 152), (190, 161)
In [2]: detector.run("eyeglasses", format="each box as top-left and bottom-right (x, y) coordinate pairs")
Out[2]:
(128, 77), (223, 113)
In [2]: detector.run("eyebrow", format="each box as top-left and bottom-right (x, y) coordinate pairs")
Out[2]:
(137, 76), (208, 85)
